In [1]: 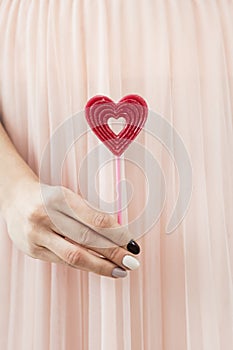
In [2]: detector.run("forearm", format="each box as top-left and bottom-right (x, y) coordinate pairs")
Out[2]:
(0, 122), (38, 215)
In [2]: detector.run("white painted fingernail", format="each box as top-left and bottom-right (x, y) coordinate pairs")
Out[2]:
(122, 255), (140, 270)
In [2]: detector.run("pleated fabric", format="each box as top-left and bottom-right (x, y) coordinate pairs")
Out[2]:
(0, 1), (233, 349)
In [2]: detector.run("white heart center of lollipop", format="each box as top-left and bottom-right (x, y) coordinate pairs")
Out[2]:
(108, 117), (126, 135)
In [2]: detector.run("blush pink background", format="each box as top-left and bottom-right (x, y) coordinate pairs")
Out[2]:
(0, 1), (233, 349)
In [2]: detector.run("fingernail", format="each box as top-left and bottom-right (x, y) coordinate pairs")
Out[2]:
(127, 239), (140, 255)
(112, 267), (128, 278)
(122, 255), (140, 270)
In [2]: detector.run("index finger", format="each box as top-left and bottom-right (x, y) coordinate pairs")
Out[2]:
(56, 191), (136, 247)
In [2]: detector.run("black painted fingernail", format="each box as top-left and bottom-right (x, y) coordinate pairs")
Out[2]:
(127, 240), (140, 255)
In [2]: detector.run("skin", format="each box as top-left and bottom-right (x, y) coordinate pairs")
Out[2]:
(0, 122), (140, 278)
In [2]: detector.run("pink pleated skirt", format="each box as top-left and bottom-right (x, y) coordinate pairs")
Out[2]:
(0, 1), (233, 349)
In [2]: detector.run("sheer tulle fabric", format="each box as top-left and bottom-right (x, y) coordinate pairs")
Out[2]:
(0, 1), (233, 349)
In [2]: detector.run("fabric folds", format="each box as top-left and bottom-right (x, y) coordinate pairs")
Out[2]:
(0, 1), (233, 349)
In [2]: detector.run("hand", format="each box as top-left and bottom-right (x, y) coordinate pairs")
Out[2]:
(2, 179), (140, 278)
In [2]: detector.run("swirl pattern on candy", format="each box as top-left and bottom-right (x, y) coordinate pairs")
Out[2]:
(85, 95), (148, 156)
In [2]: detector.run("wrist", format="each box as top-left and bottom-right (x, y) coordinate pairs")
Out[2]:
(0, 171), (39, 220)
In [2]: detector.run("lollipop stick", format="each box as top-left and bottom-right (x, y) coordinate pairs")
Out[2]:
(116, 156), (122, 224)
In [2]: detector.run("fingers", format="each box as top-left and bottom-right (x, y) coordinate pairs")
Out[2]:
(61, 236), (140, 271)
(46, 211), (113, 249)
(43, 186), (140, 251)
(90, 245), (140, 271)
(40, 231), (128, 278)
(27, 244), (65, 264)
(56, 192), (137, 247)
(48, 209), (140, 254)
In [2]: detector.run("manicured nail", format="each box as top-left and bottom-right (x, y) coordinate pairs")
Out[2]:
(112, 267), (128, 278)
(122, 255), (140, 270)
(127, 239), (140, 255)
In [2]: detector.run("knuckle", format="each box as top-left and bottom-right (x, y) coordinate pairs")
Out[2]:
(26, 228), (38, 244)
(107, 247), (120, 262)
(28, 206), (50, 228)
(92, 212), (110, 228)
(45, 185), (63, 202)
(78, 226), (92, 246)
(65, 249), (84, 267)
(62, 187), (78, 206)
(27, 243), (39, 257)
(41, 185), (68, 209)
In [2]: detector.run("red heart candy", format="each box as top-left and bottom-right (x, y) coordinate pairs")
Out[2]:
(85, 95), (148, 156)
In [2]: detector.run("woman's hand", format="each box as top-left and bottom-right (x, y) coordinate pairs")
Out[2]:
(0, 122), (140, 278)
(2, 179), (140, 278)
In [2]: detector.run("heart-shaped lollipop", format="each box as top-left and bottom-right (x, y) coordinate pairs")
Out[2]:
(85, 95), (148, 156)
